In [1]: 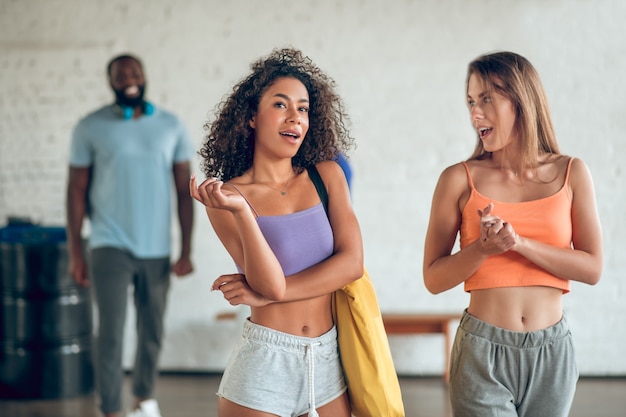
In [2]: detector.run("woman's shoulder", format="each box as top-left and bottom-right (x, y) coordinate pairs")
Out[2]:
(563, 155), (588, 171)
(541, 153), (589, 181)
(224, 171), (255, 191)
(314, 160), (344, 176)
(438, 161), (471, 183)
(562, 155), (594, 187)
(310, 160), (347, 186)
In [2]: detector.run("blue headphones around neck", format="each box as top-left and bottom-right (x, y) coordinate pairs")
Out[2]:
(117, 101), (154, 120)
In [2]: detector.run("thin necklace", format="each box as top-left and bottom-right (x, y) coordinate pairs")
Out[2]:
(257, 171), (295, 196)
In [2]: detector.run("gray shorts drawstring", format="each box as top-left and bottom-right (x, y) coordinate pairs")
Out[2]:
(304, 341), (322, 417)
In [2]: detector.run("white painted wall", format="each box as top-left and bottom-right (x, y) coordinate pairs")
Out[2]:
(1, 0), (624, 376)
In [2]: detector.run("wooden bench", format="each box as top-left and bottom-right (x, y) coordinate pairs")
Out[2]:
(382, 313), (462, 382)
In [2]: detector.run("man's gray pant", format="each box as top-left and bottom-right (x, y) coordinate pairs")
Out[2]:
(90, 247), (170, 414)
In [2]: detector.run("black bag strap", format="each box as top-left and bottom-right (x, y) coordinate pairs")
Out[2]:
(306, 165), (329, 215)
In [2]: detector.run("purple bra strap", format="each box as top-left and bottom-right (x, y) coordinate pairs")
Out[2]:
(225, 183), (260, 218)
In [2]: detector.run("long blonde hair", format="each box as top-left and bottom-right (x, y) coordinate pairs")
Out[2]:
(466, 51), (560, 172)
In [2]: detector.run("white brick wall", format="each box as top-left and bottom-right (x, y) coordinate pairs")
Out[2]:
(1, 0), (624, 375)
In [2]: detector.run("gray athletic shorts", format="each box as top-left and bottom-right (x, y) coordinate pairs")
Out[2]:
(217, 319), (347, 416)
(449, 310), (579, 417)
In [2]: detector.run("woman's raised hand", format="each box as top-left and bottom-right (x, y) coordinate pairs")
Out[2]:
(190, 175), (247, 212)
(477, 202), (518, 254)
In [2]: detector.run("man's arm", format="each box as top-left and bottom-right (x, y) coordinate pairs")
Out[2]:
(66, 166), (91, 287)
(172, 161), (194, 276)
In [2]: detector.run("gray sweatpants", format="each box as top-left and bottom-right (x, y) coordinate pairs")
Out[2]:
(449, 310), (578, 417)
(90, 247), (171, 414)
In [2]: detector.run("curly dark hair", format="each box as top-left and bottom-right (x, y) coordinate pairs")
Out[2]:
(199, 48), (354, 181)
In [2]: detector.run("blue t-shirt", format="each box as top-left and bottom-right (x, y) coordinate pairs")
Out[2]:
(69, 104), (194, 258)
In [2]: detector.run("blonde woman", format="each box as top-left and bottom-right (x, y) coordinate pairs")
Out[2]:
(423, 51), (603, 417)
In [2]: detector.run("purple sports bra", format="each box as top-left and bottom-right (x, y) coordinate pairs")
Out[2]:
(229, 185), (334, 277)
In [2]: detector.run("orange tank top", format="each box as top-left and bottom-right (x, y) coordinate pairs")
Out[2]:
(460, 158), (574, 293)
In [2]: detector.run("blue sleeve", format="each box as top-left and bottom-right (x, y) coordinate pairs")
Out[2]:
(335, 153), (353, 190)
(69, 119), (93, 167)
(173, 118), (195, 163)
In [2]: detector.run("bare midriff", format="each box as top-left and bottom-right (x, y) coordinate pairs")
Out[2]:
(250, 294), (334, 337)
(468, 286), (563, 332)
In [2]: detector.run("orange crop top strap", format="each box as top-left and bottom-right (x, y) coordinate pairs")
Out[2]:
(461, 161), (476, 190)
(564, 156), (573, 184)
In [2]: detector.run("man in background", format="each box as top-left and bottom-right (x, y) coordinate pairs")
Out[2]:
(66, 54), (194, 417)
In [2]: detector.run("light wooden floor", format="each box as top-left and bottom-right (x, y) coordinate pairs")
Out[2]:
(1, 374), (625, 417)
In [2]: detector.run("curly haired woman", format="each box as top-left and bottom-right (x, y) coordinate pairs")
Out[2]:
(191, 48), (362, 417)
